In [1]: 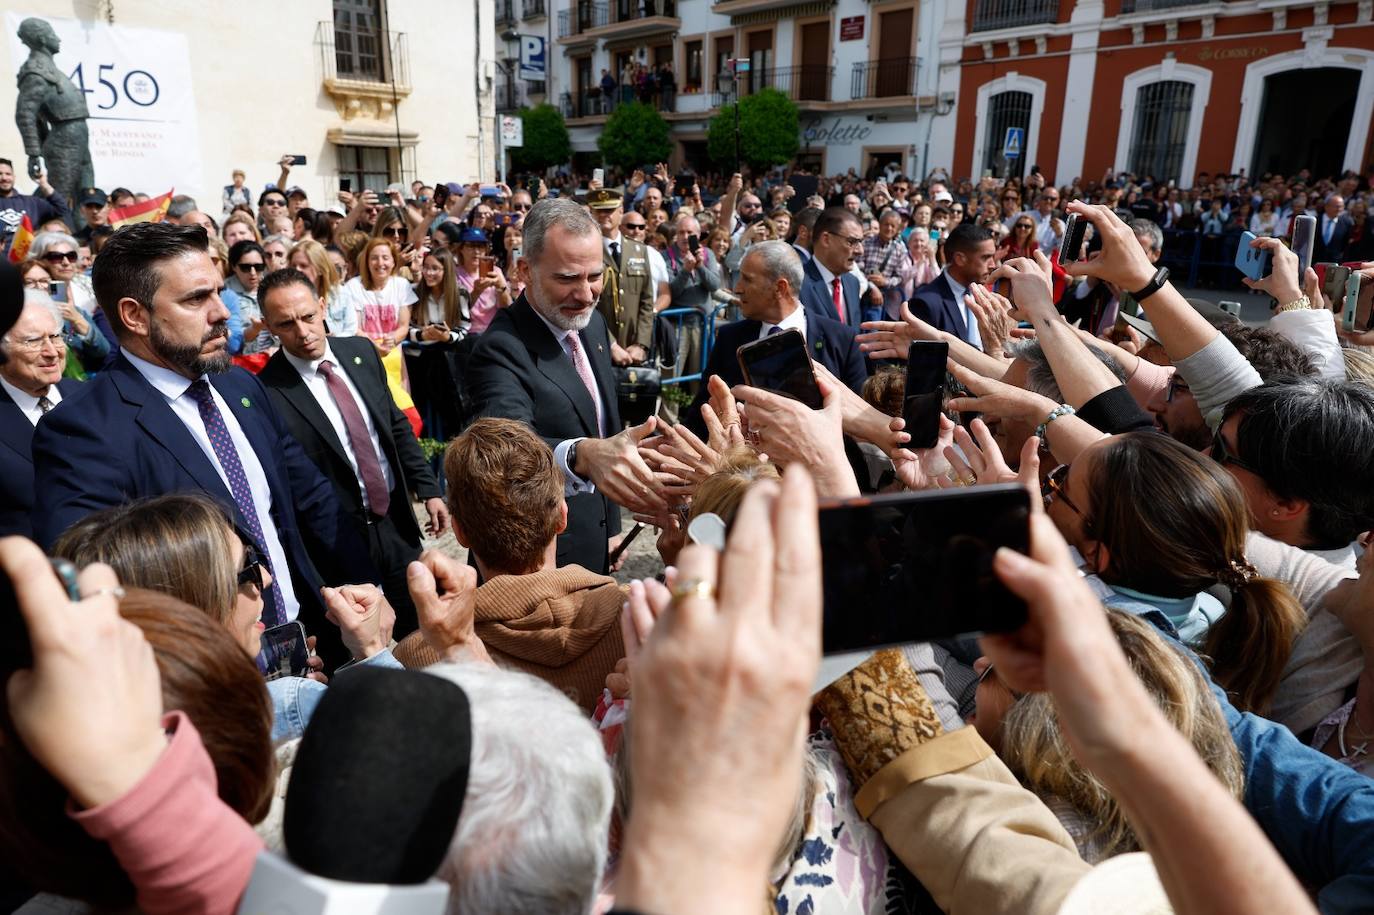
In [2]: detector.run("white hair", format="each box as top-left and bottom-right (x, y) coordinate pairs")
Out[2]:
(29, 231), (78, 258)
(745, 239), (804, 293)
(1, 291), (63, 356)
(425, 662), (612, 915)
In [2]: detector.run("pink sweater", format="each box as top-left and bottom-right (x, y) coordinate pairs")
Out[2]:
(71, 711), (263, 915)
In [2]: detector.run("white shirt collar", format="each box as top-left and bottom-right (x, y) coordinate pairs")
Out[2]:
(531, 306), (574, 344)
(942, 268), (968, 303)
(283, 343), (338, 379)
(123, 348), (202, 401)
(760, 302), (808, 341)
(813, 258), (839, 288)
(0, 374), (56, 422)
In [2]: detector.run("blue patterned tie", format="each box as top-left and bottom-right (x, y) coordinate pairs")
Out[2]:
(186, 380), (287, 626)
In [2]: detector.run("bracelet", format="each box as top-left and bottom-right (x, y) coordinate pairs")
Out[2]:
(1035, 404), (1076, 441)
(1274, 294), (1311, 313)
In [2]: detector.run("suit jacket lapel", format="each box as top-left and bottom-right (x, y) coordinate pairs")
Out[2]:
(0, 389), (33, 461)
(941, 275), (969, 340)
(334, 345), (394, 444)
(215, 373), (289, 501)
(514, 299), (600, 436)
(262, 355), (351, 468)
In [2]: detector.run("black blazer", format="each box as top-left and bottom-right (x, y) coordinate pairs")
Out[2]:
(909, 273), (972, 344)
(31, 354), (379, 635)
(0, 377), (84, 538)
(685, 309), (870, 439)
(800, 257), (862, 330)
(464, 296), (623, 574)
(258, 336), (441, 547)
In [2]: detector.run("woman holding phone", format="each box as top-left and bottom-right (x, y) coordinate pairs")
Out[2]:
(338, 237), (422, 431)
(453, 226), (512, 336)
(407, 248), (469, 438)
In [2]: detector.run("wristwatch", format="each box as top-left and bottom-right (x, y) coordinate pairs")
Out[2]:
(1130, 266), (1170, 303)
(567, 439), (580, 475)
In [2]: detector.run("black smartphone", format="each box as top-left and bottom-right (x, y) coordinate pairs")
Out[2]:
(688, 233), (700, 254)
(525, 176), (540, 194)
(674, 172), (694, 198)
(608, 523), (646, 565)
(261, 620), (309, 681)
(339, 177), (352, 193)
(903, 341), (948, 449)
(432, 182), (450, 209)
(0, 558), (88, 674)
(288, 154), (307, 166)
(819, 485), (1031, 650)
(1060, 213), (1087, 263)
(737, 329), (823, 410)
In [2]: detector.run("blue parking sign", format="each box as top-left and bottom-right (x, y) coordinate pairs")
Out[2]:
(1003, 127), (1024, 159)
(518, 35), (546, 81)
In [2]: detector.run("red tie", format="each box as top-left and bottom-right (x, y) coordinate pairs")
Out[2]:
(318, 360), (390, 517)
(831, 277), (844, 323)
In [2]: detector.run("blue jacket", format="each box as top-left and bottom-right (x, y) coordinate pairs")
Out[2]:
(909, 272), (971, 343)
(0, 377), (85, 538)
(1106, 591), (1374, 912)
(799, 257), (862, 331)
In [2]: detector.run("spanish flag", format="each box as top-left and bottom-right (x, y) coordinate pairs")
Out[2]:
(6, 214), (33, 263)
(109, 189), (174, 228)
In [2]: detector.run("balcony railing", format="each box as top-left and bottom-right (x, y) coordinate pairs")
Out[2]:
(496, 0), (516, 24)
(557, 0), (677, 37)
(523, 0), (547, 16)
(1120, 0), (1216, 11)
(970, 0), (1059, 31)
(850, 57), (917, 99)
(712, 65), (834, 103)
(315, 20), (410, 87)
(561, 89), (615, 118)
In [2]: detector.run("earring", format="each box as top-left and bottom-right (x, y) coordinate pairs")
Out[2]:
(1270, 509), (1281, 517)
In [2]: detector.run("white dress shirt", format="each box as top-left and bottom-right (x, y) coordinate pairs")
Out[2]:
(530, 309), (608, 497)
(283, 345), (396, 511)
(123, 350), (301, 620)
(758, 302), (809, 342)
(1, 376), (61, 426)
(942, 269), (983, 351)
(812, 259), (848, 322)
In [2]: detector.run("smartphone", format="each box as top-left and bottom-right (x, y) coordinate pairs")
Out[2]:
(1059, 213), (1087, 263)
(674, 173), (694, 198)
(288, 155), (307, 166)
(525, 176), (540, 194)
(1235, 231), (1271, 281)
(260, 620), (310, 681)
(0, 557), (89, 673)
(47, 280), (67, 302)
(476, 254), (496, 275)
(339, 177), (352, 193)
(1291, 213), (1317, 279)
(592, 168), (605, 185)
(736, 329), (823, 410)
(819, 485), (1031, 650)
(688, 233), (700, 254)
(431, 182), (450, 209)
(903, 341), (948, 449)
(1218, 300), (1244, 318)
(608, 523), (646, 566)
(1321, 264), (1352, 310)
(479, 185), (501, 198)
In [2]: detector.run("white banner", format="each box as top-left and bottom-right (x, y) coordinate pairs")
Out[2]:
(6, 13), (200, 198)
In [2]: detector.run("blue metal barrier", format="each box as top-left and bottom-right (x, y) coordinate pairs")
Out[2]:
(657, 304), (728, 386)
(1159, 227), (1255, 290)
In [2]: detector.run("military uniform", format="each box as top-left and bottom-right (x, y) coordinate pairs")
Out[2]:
(586, 189), (655, 353)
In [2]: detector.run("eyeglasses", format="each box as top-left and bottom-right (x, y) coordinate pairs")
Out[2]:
(1210, 427), (1259, 474)
(512, 203), (531, 211)
(22, 278), (47, 289)
(42, 250), (79, 263)
(1041, 463), (1084, 517)
(1165, 375), (1191, 403)
(830, 231), (866, 249)
(381, 227), (405, 238)
(238, 541), (265, 591)
(236, 262), (267, 272)
(9, 332), (64, 352)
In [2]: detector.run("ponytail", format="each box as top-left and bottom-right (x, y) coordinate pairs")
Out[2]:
(1202, 575), (1306, 714)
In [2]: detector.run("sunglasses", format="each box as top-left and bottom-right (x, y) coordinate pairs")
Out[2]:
(623, 223), (647, 231)
(238, 541), (265, 591)
(1041, 463), (1084, 518)
(381, 227), (405, 238)
(237, 262), (267, 272)
(1016, 223), (1034, 230)
(264, 198), (287, 207)
(1210, 427), (1259, 474)
(512, 203), (531, 211)
(42, 250), (79, 263)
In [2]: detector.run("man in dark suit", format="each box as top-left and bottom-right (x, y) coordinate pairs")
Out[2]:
(685, 240), (868, 439)
(0, 295), (83, 537)
(465, 197), (667, 574)
(1314, 194), (1353, 263)
(258, 268), (447, 638)
(799, 206), (864, 330)
(30, 223), (377, 668)
(909, 223), (997, 350)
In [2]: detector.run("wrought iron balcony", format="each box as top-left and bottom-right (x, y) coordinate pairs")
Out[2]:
(496, 0), (517, 24)
(712, 65), (834, 103)
(315, 19), (410, 86)
(557, 0), (677, 38)
(1120, 0), (1219, 11)
(970, 0), (1059, 31)
(560, 89), (615, 119)
(523, 0), (547, 17)
(850, 57), (918, 99)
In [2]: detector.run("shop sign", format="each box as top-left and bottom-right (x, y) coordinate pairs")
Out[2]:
(840, 16), (864, 41)
(801, 117), (872, 146)
(1197, 45), (1270, 61)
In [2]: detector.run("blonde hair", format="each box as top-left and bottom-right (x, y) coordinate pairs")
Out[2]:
(289, 238), (340, 301)
(222, 210), (261, 244)
(690, 446), (781, 528)
(1000, 610), (1244, 860)
(1343, 347), (1374, 383)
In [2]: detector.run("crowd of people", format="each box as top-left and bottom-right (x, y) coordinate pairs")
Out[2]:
(1, 146), (1374, 915)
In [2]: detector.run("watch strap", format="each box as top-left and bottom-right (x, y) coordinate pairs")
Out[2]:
(1130, 266), (1170, 303)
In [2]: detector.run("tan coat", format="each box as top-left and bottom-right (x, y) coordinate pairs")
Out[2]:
(598, 234), (656, 352)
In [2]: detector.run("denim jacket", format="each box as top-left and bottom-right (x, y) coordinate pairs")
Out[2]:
(1105, 590), (1374, 913)
(266, 647), (402, 742)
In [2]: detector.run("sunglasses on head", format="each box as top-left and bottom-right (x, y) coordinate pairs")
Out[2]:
(237, 262), (267, 272)
(238, 541), (265, 591)
(42, 250), (79, 263)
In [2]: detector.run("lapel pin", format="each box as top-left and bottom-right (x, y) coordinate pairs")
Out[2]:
(597, 344), (604, 352)
(814, 340), (823, 351)
(353, 356), (362, 365)
(240, 396), (252, 408)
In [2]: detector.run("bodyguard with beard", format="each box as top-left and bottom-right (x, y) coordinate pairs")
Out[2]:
(466, 197), (667, 574)
(31, 223), (377, 666)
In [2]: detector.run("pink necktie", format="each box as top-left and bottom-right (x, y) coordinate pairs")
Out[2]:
(831, 277), (845, 322)
(566, 332), (604, 436)
(318, 360), (390, 517)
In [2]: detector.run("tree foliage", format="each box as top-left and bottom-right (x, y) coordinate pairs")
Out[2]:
(597, 102), (672, 171)
(707, 88), (800, 172)
(509, 103), (572, 173)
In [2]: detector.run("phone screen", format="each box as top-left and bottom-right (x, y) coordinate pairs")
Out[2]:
(260, 621), (309, 681)
(903, 341), (948, 449)
(737, 329), (823, 410)
(1323, 265), (1351, 310)
(1291, 214), (1317, 278)
(1356, 273), (1374, 332)
(339, 177), (352, 193)
(432, 182), (450, 209)
(819, 485), (1031, 650)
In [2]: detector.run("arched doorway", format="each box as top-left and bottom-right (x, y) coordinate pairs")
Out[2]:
(1251, 67), (1360, 179)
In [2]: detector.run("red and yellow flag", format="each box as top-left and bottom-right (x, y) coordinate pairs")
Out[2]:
(109, 189), (174, 228)
(6, 214), (34, 263)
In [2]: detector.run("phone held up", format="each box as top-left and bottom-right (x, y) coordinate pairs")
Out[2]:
(736, 329), (823, 410)
(903, 341), (948, 450)
(339, 177), (352, 193)
(1290, 214), (1317, 279)
(261, 621), (310, 681)
(431, 181), (450, 209)
(1235, 231), (1271, 282)
(1342, 271), (1374, 333)
(1059, 213), (1087, 264)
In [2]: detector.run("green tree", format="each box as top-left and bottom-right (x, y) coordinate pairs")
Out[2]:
(509, 103), (572, 173)
(707, 88), (800, 172)
(597, 102), (672, 171)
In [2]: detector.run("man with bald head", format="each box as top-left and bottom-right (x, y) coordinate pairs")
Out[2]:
(0, 292), (83, 536)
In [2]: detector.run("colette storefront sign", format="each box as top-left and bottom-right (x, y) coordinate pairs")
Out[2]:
(801, 117), (873, 146)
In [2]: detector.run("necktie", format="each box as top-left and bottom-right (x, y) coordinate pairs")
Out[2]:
(37, 395), (53, 414)
(318, 360), (390, 517)
(566, 332), (604, 437)
(831, 277), (844, 323)
(767, 325), (783, 336)
(611, 241), (621, 264)
(1325, 218), (1334, 245)
(186, 380), (287, 626)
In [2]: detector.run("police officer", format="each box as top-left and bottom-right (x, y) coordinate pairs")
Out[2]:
(586, 188), (655, 367)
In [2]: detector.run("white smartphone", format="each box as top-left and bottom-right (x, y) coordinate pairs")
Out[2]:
(592, 168), (604, 185)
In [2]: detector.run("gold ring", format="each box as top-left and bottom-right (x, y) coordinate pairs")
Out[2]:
(670, 577), (716, 603)
(958, 476), (976, 487)
(85, 586), (126, 601)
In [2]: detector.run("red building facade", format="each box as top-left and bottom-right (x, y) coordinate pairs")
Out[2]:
(949, 0), (1374, 187)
